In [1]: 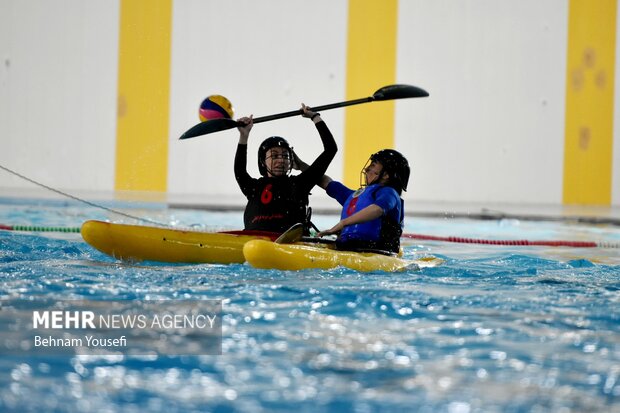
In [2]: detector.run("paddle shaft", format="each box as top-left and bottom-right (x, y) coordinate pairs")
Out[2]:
(250, 84), (429, 124)
(250, 96), (373, 125)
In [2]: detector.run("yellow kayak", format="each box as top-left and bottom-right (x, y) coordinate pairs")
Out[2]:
(80, 220), (276, 264)
(243, 239), (443, 272)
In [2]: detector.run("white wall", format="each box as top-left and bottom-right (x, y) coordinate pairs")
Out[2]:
(168, 0), (348, 204)
(0, 0), (618, 209)
(397, 0), (568, 205)
(0, 0), (119, 192)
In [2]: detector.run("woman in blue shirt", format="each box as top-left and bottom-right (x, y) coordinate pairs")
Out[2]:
(317, 149), (410, 254)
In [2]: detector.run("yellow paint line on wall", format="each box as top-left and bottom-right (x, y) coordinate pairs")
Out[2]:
(115, 0), (172, 192)
(563, 0), (616, 205)
(343, 0), (398, 187)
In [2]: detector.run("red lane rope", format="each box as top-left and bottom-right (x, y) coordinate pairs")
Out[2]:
(2, 222), (619, 249)
(403, 233), (620, 248)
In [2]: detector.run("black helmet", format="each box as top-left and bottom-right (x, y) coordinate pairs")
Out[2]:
(258, 136), (293, 177)
(369, 149), (410, 193)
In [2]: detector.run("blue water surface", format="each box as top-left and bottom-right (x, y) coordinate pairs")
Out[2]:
(0, 198), (619, 413)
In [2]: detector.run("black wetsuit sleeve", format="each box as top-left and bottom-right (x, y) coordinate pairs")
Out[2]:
(297, 121), (338, 191)
(234, 143), (255, 198)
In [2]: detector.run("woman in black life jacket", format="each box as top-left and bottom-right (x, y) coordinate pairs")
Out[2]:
(234, 104), (337, 234)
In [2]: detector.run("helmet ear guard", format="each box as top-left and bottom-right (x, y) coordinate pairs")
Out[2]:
(258, 136), (293, 177)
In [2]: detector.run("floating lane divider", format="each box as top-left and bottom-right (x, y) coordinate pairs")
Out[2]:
(0, 224), (81, 233)
(403, 233), (620, 249)
(1, 223), (618, 248)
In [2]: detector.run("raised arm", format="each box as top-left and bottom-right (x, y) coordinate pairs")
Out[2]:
(234, 116), (255, 196)
(237, 115), (252, 145)
(292, 104), (337, 190)
(292, 152), (332, 189)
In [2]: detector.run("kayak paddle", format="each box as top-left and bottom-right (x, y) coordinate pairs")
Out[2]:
(179, 84), (429, 140)
(274, 223), (304, 244)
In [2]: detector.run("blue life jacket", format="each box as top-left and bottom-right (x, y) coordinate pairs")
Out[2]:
(326, 182), (404, 253)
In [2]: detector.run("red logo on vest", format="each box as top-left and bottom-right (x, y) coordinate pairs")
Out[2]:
(346, 187), (365, 216)
(261, 184), (273, 204)
(346, 197), (358, 216)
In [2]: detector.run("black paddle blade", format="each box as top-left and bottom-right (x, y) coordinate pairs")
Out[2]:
(275, 223), (304, 244)
(372, 84), (429, 101)
(179, 118), (239, 140)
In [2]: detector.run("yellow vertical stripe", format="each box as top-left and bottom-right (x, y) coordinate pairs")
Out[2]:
(115, 0), (172, 192)
(563, 0), (616, 205)
(343, 0), (398, 187)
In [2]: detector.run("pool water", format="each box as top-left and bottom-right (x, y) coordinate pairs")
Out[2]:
(1, 197), (619, 412)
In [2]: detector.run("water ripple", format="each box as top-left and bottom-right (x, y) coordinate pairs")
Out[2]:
(1, 210), (620, 412)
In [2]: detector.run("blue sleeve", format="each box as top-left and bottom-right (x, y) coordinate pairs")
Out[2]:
(326, 181), (354, 206)
(373, 187), (400, 214)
